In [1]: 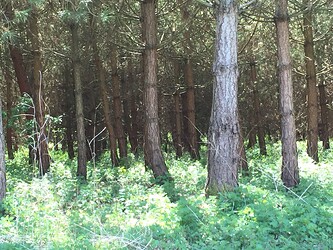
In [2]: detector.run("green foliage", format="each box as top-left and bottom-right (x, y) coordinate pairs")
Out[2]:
(0, 142), (332, 249)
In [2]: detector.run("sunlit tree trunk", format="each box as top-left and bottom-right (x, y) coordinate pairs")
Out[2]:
(70, 22), (87, 179)
(275, 0), (299, 187)
(318, 83), (329, 149)
(28, 5), (50, 175)
(141, 0), (169, 180)
(0, 99), (6, 202)
(205, 0), (240, 196)
(303, 0), (318, 162)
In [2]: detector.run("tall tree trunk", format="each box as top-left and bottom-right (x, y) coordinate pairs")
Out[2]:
(70, 23), (87, 179)
(127, 58), (139, 155)
(318, 83), (330, 149)
(173, 60), (183, 158)
(63, 67), (75, 160)
(179, 0), (199, 159)
(110, 46), (127, 158)
(303, 0), (319, 162)
(275, 0), (299, 187)
(28, 5), (50, 175)
(239, 115), (249, 175)
(3, 65), (14, 159)
(205, 0), (240, 196)
(0, 99), (6, 202)
(89, 15), (119, 165)
(173, 91), (183, 158)
(250, 61), (267, 155)
(141, 0), (169, 180)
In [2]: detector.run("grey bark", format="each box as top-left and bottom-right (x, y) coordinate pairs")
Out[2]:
(205, 0), (240, 196)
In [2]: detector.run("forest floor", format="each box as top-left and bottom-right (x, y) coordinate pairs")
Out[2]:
(0, 141), (332, 249)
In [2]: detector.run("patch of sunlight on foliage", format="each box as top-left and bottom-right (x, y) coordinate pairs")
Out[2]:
(0, 142), (333, 249)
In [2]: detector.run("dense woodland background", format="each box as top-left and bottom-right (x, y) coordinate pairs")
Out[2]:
(0, 0), (332, 249)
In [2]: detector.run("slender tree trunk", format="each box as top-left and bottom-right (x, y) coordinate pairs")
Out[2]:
(63, 67), (75, 160)
(127, 58), (139, 155)
(99, 66), (119, 165)
(303, 0), (319, 162)
(141, 0), (169, 180)
(110, 46), (127, 158)
(275, 0), (299, 187)
(28, 6), (50, 175)
(250, 61), (267, 155)
(173, 91), (183, 158)
(247, 123), (257, 149)
(70, 23), (87, 179)
(89, 17), (119, 165)
(179, 0), (199, 159)
(318, 83), (330, 149)
(173, 60), (183, 158)
(239, 116), (249, 175)
(205, 0), (240, 196)
(0, 100), (6, 202)
(3, 65), (14, 159)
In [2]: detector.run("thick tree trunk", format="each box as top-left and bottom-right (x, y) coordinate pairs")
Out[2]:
(141, 0), (169, 180)
(250, 61), (266, 155)
(110, 46), (127, 158)
(70, 23), (87, 179)
(0, 100), (6, 202)
(205, 0), (240, 196)
(28, 6), (50, 175)
(303, 1), (319, 162)
(275, 0), (299, 187)
(318, 83), (330, 149)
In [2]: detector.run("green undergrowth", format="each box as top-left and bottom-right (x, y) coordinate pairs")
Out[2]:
(0, 142), (332, 249)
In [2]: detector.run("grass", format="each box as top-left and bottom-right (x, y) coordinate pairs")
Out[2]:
(0, 141), (332, 249)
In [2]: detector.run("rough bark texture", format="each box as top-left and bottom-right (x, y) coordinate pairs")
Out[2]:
(70, 23), (87, 179)
(28, 6), (50, 175)
(303, 1), (319, 162)
(275, 0), (299, 187)
(250, 61), (267, 155)
(0, 100), (6, 202)
(318, 83), (330, 149)
(141, 0), (169, 180)
(205, 0), (240, 196)
(110, 46), (127, 158)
